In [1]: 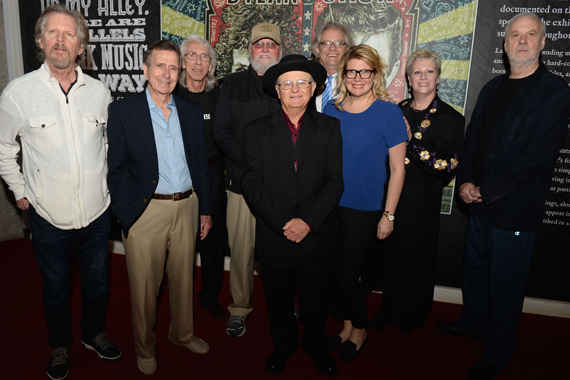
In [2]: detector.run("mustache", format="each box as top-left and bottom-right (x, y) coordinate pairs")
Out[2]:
(49, 43), (69, 53)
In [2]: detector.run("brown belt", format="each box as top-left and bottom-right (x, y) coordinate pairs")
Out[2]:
(152, 188), (194, 201)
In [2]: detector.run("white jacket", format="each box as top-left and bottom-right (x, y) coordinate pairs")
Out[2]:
(0, 64), (112, 229)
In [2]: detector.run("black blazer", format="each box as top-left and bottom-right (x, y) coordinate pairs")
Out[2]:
(457, 63), (570, 231)
(241, 108), (344, 270)
(107, 92), (212, 236)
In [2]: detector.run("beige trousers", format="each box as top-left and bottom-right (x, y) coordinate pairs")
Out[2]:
(226, 191), (255, 317)
(122, 194), (198, 359)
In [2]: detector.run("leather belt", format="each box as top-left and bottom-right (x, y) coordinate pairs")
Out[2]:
(152, 188), (193, 201)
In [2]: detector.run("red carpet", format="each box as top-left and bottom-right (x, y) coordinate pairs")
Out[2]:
(0, 239), (567, 379)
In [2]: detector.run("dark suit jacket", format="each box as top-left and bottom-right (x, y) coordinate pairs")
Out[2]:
(107, 91), (212, 236)
(241, 108), (344, 270)
(457, 63), (570, 231)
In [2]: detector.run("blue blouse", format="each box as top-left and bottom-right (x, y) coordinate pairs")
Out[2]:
(324, 99), (407, 211)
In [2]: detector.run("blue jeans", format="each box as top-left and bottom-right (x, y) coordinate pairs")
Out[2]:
(28, 206), (111, 349)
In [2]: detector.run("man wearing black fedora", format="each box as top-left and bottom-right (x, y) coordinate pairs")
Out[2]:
(241, 54), (344, 376)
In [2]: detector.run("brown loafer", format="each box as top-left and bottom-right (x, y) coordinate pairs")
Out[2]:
(168, 335), (210, 355)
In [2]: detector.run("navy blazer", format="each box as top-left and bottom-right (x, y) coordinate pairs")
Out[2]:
(107, 91), (212, 236)
(457, 63), (570, 231)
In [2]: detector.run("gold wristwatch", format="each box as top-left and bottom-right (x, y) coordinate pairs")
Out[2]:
(383, 211), (395, 222)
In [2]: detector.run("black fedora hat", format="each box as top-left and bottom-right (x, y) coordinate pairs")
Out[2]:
(263, 54), (327, 98)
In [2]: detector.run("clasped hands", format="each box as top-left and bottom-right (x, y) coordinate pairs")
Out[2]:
(283, 218), (310, 243)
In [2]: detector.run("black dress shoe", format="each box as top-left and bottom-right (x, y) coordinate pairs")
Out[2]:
(399, 326), (414, 334)
(328, 335), (346, 352)
(338, 335), (368, 361)
(204, 304), (226, 320)
(265, 351), (289, 375)
(313, 353), (338, 376)
(467, 358), (503, 380)
(435, 321), (483, 340)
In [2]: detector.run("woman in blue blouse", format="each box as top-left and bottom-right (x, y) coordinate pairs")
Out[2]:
(323, 45), (407, 361)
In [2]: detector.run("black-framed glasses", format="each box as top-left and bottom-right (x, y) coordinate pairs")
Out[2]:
(184, 52), (211, 62)
(277, 80), (313, 90)
(319, 40), (347, 48)
(344, 69), (376, 79)
(252, 41), (279, 50)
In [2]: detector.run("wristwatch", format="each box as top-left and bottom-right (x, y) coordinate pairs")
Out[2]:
(383, 211), (395, 222)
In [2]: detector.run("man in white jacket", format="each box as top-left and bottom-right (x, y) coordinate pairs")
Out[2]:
(0, 5), (120, 380)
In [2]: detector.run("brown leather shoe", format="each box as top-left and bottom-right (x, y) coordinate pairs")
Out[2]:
(204, 304), (226, 320)
(136, 356), (157, 375)
(168, 335), (210, 355)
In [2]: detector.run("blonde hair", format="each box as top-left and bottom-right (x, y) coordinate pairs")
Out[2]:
(335, 45), (388, 111)
(405, 48), (442, 77)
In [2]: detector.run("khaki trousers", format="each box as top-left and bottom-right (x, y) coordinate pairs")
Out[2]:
(226, 191), (255, 317)
(122, 194), (198, 359)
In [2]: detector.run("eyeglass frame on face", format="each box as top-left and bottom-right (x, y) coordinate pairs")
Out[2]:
(184, 51), (211, 62)
(252, 41), (279, 50)
(276, 79), (314, 90)
(319, 40), (347, 49)
(344, 69), (377, 79)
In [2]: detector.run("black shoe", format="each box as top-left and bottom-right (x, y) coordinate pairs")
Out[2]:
(47, 347), (69, 380)
(338, 335), (368, 361)
(435, 321), (483, 340)
(81, 333), (122, 360)
(328, 335), (346, 352)
(399, 326), (414, 334)
(294, 305), (300, 320)
(205, 304), (226, 320)
(265, 351), (289, 374)
(313, 353), (338, 376)
(467, 358), (503, 380)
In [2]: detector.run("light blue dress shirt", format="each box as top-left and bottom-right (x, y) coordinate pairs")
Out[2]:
(146, 89), (193, 194)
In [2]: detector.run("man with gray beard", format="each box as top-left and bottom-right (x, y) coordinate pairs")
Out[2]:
(213, 22), (282, 337)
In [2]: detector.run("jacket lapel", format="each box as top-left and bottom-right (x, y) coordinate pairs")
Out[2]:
(270, 111), (297, 174)
(296, 109), (318, 171)
(134, 92), (159, 170)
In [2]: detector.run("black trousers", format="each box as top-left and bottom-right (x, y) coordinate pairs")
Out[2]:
(335, 206), (382, 329)
(197, 159), (229, 307)
(261, 261), (331, 357)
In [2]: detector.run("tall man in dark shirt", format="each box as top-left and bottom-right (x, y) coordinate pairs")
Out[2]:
(176, 34), (228, 321)
(213, 22), (282, 337)
(436, 13), (570, 380)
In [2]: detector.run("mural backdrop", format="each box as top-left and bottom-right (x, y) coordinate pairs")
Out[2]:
(17, 0), (570, 302)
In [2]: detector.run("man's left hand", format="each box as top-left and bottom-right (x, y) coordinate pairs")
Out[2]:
(200, 215), (212, 240)
(283, 218), (310, 243)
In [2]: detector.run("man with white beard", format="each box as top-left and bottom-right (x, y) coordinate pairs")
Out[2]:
(213, 22), (282, 337)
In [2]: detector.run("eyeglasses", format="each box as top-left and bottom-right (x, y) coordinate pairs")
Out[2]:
(319, 40), (347, 48)
(344, 69), (376, 79)
(184, 52), (211, 62)
(277, 80), (313, 90)
(252, 41), (279, 50)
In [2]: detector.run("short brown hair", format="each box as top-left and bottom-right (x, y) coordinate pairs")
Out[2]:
(35, 4), (89, 66)
(143, 40), (181, 67)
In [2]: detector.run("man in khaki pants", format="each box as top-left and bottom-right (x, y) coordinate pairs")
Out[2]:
(107, 40), (212, 375)
(213, 23), (282, 337)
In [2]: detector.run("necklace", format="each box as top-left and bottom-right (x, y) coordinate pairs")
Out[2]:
(409, 98), (437, 141)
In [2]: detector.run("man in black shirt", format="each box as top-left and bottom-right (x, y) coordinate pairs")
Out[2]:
(436, 12), (570, 380)
(176, 35), (228, 321)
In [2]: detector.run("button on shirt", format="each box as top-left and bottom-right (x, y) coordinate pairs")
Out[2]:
(146, 89), (192, 194)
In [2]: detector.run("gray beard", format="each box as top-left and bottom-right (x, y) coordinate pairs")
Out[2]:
(249, 55), (279, 75)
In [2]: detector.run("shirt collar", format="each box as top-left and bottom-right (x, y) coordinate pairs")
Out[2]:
(145, 88), (176, 111)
